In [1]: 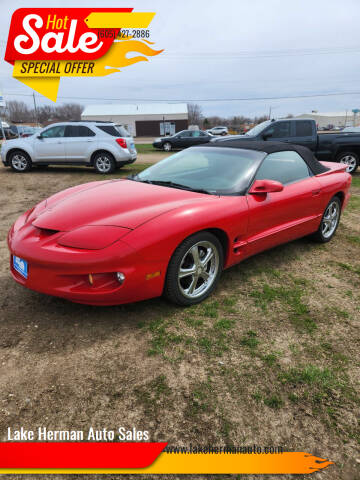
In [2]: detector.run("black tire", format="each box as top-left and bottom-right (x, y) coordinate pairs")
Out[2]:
(312, 196), (341, 243)
(163, 142), (172, 152)
(164, 231), (224, 306)
(336, 151), (359, 174)
(9, 150), (32, 172)
(93, 152), (116, 174)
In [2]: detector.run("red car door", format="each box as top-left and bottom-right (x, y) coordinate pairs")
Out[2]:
(244, 151), (323, 257)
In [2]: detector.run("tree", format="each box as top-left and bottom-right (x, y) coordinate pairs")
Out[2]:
(187, 103), (203, 126)
(6, 101), (32, 123)
(55, 103), (83, 121)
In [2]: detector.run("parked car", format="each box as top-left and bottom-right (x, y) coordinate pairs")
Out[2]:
(212, 118), (360, 173)
(208, 126), (229, 136)
(8, 141), (350, 307)
(9, 125), (37, 138)
(0, 128), (18, 140)
(153, 130), (212, 151)
(1, 121), (137, 174)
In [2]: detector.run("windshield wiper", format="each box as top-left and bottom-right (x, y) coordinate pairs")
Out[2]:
(128, 176), (212, 194)
(151, 180), (213, 194)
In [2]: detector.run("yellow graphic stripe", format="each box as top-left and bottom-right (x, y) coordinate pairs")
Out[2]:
(84, 12), (155, 29)
(0, 452), (333, 475)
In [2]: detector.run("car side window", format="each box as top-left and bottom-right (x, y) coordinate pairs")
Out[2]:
(78, 126), (95, 137)
(264, 121), (291, 138)
(255, 151), (310, 185)
(65, 126), (96, 137)
(179, 131), (190, 138)
(41, 126), (66, 138)
(192, 131), (200, 137)
(295, 121), (313, 137)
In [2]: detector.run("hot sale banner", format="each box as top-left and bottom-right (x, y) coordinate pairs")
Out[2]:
(4, 8), (163, 101)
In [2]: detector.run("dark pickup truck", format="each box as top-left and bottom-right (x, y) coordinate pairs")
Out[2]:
(213, 118), (360, 173)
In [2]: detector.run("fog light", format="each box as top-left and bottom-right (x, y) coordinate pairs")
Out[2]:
(116, 272), (125, 284)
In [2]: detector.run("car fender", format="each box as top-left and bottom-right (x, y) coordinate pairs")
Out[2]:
(91, 140), (125, 162)
(121, 195), (249, 274)
(2, 138), (35, 162)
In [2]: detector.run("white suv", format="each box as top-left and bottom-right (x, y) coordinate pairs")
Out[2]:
(1, 121), (137, 174)
(208, 126), (228, 136)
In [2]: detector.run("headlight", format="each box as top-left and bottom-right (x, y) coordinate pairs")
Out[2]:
(58, 225), (131, 250)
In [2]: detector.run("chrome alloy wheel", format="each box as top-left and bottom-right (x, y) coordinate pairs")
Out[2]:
(12, 154), (28, 171)
(339, 154), (357, 173)
(177, 241), (219, 299)
(96, 156), (111, 173)
(322, 200), (340, 239)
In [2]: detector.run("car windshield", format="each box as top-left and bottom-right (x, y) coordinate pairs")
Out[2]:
(135, 146), (266, 195)
(245, 120), (272, 136)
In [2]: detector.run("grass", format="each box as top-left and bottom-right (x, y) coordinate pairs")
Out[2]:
(337, 261), (360, 276)
(249, 277), (317, 333)
(264, 395), (284, 409)
(135, 143), (168, 154)
(345, 234), (360, 245)
(134, 374), (171, 414)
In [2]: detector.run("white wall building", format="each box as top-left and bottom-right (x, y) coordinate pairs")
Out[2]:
(81, 103), (188, 137)
(295, 111), (358, 129)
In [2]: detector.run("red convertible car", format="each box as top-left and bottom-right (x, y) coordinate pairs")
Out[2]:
(8, 141), (351, 306)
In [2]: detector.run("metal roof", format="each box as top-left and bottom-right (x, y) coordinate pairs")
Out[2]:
(82, 103), (188, 117)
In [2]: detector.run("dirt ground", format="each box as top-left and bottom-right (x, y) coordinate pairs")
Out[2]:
(0, 161), (359, 480)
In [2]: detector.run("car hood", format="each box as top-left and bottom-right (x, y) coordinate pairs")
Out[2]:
(32, 179), (213, 232)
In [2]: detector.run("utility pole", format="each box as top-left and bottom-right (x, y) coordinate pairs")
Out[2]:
(268, 106), (272, 120)
(33, 92), (39, 127)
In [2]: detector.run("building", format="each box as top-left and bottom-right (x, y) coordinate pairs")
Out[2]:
(81, 103), (188, 137)
(295, 111), (357, 129)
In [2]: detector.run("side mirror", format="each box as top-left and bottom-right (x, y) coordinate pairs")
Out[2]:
(37, 135), (43, 139)
(249, 179), (284, 194)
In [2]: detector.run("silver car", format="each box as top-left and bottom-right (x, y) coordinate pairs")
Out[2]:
(208, 126), (229, 136)
(1, 121), (137, 174)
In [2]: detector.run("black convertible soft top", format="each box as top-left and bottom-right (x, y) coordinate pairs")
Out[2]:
(199, 140), (329, 175)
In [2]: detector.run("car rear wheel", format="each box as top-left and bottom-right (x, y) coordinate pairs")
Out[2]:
(312, 196), (341, 243)
(163, 142), (172, 152)
(93, 152), (116, 174)
(336, 151), (359, 174)
(9, 150), (32, 172)
(164, 232), (223, 306)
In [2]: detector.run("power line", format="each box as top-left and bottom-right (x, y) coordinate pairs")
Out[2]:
(4, 90), (360, 103)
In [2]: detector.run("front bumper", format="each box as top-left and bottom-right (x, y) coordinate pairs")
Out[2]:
(152, 142), (162, 149)
(8, 220), (165, 306)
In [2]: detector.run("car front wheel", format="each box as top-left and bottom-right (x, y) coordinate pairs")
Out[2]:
(312, 196), (341, 243)
(164, 232), (223, 306)
(93, 152), (116, 174)
(336, 152), (359, 174)
(9, 150), (32, 172)
(163, 142), (172, 152)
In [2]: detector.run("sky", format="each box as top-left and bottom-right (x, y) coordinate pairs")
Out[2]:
(1, 0), (360, 119)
